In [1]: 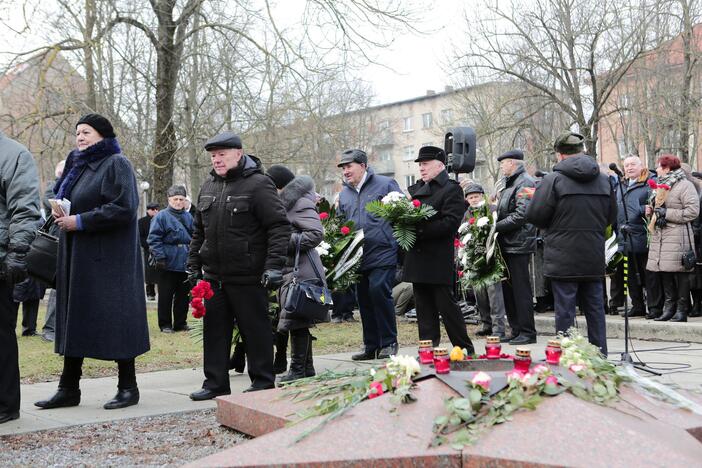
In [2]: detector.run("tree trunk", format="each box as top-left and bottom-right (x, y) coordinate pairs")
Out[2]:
(82, 0), (97, 110)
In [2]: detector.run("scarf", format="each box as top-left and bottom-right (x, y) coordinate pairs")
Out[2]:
(54, 138), (121, 199)
(648, 168), (687, 204)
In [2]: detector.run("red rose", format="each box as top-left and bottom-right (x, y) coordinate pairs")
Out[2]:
(469, 217), (476, 225)
(412, 199), (421, 208)
(457, 270), (464, 278)
(658, 183), (670, 190)
(319, 212), (330, 220)
(368, 381), (384, 399)
(192, 297), (203, 307)
(647, 179), (657, 189)
(340, 226), (351, 235)
(454, 238), (460, 247)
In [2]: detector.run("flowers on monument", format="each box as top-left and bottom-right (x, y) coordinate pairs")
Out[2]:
(470, 372), (492, 391)
(449, 346), (466, 361)
(365, 191), (437, 250)
(456, 196), (507, 290)
(368, 381), (384, 399)
(189, 280), (214, 319)
(316, 199), (364, 292)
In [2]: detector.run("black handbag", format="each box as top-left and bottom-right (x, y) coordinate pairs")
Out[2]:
(283, 237), (332, 323)
(26, 217), (58, 286)
(682, 223), (697, 271)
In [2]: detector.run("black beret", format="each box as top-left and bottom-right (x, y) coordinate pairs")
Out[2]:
(496, 149), (524, 162)
(146, 202), (160, 210)
(463, 183), (485, 195)
(337, 149), (368, 167)
(204, 131), (242, 151)
(167, 185), (187, 197)
(554, 131), (585, 155)
(76, 113), (115, 138)
(267, 165), (296, 189)
(415, 145), (446, 164)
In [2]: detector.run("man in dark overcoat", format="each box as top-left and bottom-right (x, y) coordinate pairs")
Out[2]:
(526, 132), (617, 355)
(495, 149), (537, 345)
(138, 202), (159, 300)
(0, 130), (41, 425)
(188, 131), (290, 399)
(403, 146), (474, 353)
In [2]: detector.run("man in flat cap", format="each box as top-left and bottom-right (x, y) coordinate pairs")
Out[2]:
(337, 148), (402, 360)
(403, 146), (474, 353)
(526, 131), (616, 355)
(495, 149), (537, 345)
(138, 202), (160, 301)
(188, 131), (290, 398)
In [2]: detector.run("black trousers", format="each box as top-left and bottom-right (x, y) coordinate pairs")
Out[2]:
(0, 280), (19, 416)
(202, 283), (273, 391)
(552, 280), (607, 356)
(502, 254), (536, 339)
(21, 299), (40, 334)
(610, 253), (650, 312)
(413, 283), (474, 352)
(156, 270), (189, 330)
(331, 287), (356, 320)
(646, 270), (665, 314)
(59, 356), (137, 390)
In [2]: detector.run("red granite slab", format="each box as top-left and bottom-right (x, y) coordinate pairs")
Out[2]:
(191, 378), (462, 467)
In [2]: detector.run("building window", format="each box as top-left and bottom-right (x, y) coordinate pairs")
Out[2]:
(378, 149), (392, 161)
(378, 119), (390, 130)
(441, 109), (452, 124)
(422, 112), (433, 128)
(404, 175), (416, 188)
(403, 145), (414, 161)
(403, 116), (413, 132)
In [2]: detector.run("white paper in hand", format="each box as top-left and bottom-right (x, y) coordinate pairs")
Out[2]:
(49, 198), (71, 216)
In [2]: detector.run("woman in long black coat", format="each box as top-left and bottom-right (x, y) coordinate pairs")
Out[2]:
(35, 114), (149, 411)
(267, 166), (325, 383)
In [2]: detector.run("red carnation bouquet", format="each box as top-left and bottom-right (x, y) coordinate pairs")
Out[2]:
(190, 280), (214, 318)
(647, 179), (671, 234)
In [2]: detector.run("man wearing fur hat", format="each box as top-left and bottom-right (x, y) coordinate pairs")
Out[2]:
(403, 146), (474, 353)
(495, 149), (537, 345)
(187, 131), (290, 399)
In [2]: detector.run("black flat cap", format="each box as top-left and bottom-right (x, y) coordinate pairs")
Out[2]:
(204, 131), (242, 151)
(415, 145), (446, 164)
(554, 131), (585, 155)
(146, 202), (160, 210)
(463, 183), (484, 195)
(167, 185), (187, 197)
(496, 149), (524, 162)
(337, 149), (368, 167)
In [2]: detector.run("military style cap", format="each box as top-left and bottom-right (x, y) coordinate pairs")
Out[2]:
(496, 149), (524, 162)
(554, 131), (585, 155)
(204, 131), (242, 151)
(415, 145), (446, 164)
(146, 202), (160, 210)
(337, 148), (368, 167)
(463, 182), (485, 195)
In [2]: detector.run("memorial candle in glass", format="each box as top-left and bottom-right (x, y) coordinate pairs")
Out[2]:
(485, 336), (501, 359)
(433, 348), (450, 374)
(513, 347), (532, 373)
(545, 340), (562, 365)
(418, 340), (434, 364)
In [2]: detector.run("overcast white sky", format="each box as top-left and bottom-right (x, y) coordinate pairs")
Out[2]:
(0, 0), (469, 105)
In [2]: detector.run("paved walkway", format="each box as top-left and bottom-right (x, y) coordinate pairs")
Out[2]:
(2, 336), (702, 436)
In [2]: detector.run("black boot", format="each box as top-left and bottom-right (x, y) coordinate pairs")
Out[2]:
(305, 334), (316, 378)
(278, 331), (310, 384)
(671, 274), (690, 322)
(273, 331), (288, 375)
(34, 388), (81, 409)
(103, 387), (140, 409)
(655, 274), (677, 321)
(229, 341), (246, 373)
(690, 290), (702, 317)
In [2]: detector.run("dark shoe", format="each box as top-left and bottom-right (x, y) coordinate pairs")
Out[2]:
(343, 316), (357, 323)
(41, 332), (55, 342)
(622, 308), (646, 318)
(646, 310), (662, 320)
(173, 325), (191, 332)
(500, 335), (517, 343)
(377, 343), (399, 359)
(655, 307), (676, 322)
(243, 384), (275, 393)
(475, 327), (492, 336)
(189, 388), (230, 401)
(690, 303), (702, 318)
(351, 348), (377, 361)
(0, 412), (19, 424)
(35, 388), (81, 409)
(103, 387), (140, 410)
(670, 311), (688, 322)
(22, 330), (38, 337)
(331, 316), (343, 324)
(160, 327), (174, 333)
(509, 335), (537, 345)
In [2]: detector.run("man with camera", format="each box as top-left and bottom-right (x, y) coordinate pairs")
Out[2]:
(526, 132), (616, 354)
(187, 131), (290, 398)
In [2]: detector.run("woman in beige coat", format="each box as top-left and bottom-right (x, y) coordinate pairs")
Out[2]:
(646, 155), (700, 322)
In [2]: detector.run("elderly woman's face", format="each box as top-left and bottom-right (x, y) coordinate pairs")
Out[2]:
(656, 164), (670, 178)
(76, 124), (103, 151)
(168, 195), (186, 210)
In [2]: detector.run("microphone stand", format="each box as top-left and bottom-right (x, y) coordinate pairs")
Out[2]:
(613, 172), (660, 375)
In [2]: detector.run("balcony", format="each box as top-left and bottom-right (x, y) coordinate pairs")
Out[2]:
(372, 130), (394, 147)
(373, 159), (395, 176)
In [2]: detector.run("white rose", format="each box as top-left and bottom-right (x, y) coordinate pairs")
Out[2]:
(458, 222), (470, 234)
(477, 216), (490, 227)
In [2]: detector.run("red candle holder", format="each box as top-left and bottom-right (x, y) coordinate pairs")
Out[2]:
(545, 339), (562, 365)
(485, 336), (502, 360)
(418, 340), (434, 365)
(433, 348), (450, 374)
(513, 347), (532, 373)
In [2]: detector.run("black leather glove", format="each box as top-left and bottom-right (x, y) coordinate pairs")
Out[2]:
(186, 269), (202, 288)
(5, 250), (28, 285)
(261, 269), (284, 289)
(654, 207), (667, 219)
